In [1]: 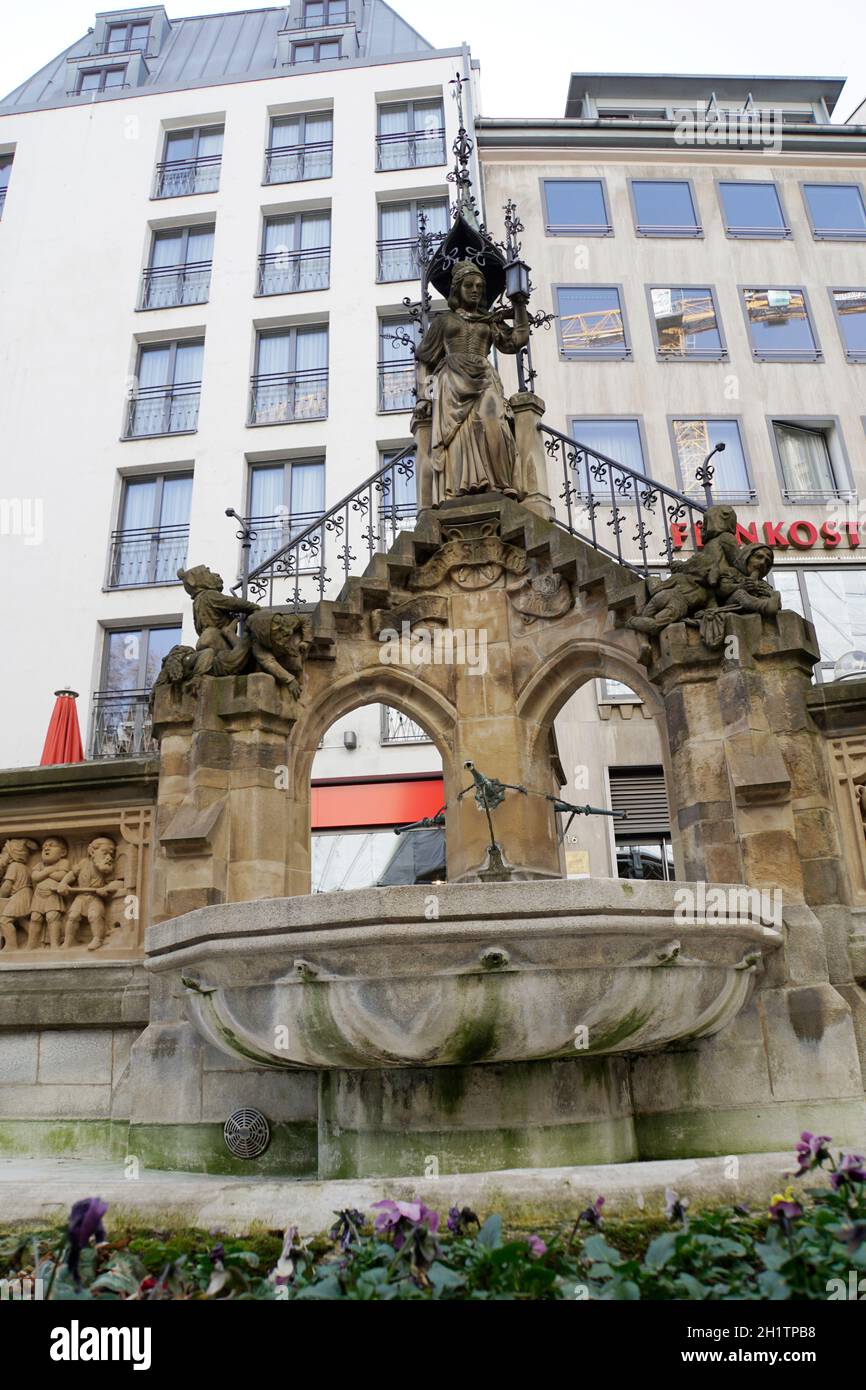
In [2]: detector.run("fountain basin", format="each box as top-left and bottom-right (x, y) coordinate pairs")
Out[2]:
(146, 879), (781, 1070)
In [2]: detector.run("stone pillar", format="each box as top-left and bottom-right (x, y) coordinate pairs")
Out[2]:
(411, 405), (434, 515)
(151, 673), (300, 919)
(510, 392), (554, 521)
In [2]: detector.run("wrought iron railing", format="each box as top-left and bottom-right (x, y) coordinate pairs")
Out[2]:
(257, 246), (330, 295)
(381, 707), (432, 745)
(375, 128), (446, 171)
(264, 142), (333, 184)
(139, 260), (212, 309)
(248, 369), (329, 426)
(540, 423), (709, 575)
(90, 690), (155, 759)
(376, 234), (444, 283)
(125, 383), (201, 438)
(378, 359), (416, 413)
(244, 511), (328, 572)
(283, 4), (351, 26)
(0, 187), (7, 217)
(238, 445), (416, 608)
(107, 524), (190, 588)
(153, 154), (221, 198)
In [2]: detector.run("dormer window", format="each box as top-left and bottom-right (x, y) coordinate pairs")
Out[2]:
(78, 66), (127, 94)
(104, 20), (151, 54)
(304, 0), (348, 23)
(292, 38), (341, 63)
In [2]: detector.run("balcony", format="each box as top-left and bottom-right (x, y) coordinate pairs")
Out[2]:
(375, 128), (446, 172)
(125, 383), (201, 438)
(248, 369), (329, 426)
(378, 359), (415, 413)
(139, 261), (212, 309)
(376, 235), (441, 284)
(246, 512), (325, 571)
(257, 246), (330, 296)
(107, 524), (189, 588)
(153, 155), (221, 199)
(90, 690), (156, 760)
(381, 707), (432, 745)
(0, 188), (6, 218)
(265, 142), (333, 184)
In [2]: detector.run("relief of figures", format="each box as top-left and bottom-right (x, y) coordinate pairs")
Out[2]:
(0, 834), (126, 953)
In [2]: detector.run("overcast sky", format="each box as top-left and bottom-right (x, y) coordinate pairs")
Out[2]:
(2, 0), (864, 119)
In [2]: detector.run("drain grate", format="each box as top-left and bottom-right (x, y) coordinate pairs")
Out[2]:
(224, 1108), (271, 1159)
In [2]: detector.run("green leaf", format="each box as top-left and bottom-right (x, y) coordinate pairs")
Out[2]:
(293, 1273), (343, 1300)
(757, 1270), (790, 1300)
(676, 1273), (708, 1299)
(645, 1232), (678, 1270)
(581, 1233), (623, 1266)
(428, 1262), (466, 1294)
(477, 1215), (502, 1249)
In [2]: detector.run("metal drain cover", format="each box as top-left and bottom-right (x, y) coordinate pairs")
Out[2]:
(224, 1108), (270, 1159)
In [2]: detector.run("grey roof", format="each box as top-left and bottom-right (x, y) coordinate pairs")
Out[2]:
(1, 2), (436, 112)
(565, 72), (847, 118)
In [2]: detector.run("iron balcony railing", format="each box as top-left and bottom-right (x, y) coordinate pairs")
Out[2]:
(376, 233), (444, 283)
(378, 359), (416, 413)
(539, 422), (709, 576)
(264, 141), (333, 184)
(245, 511), (328, 572)
(381, 706), (432, 745)
(238, 444), (416, 608)
(125, 383), (201, 438)
(153, 154), (221, 198)
(248, 368), (329, 426)
(139, 260), (212, 309)
(90, 690), (156, 760)
(107, 524), (190, 588)
(375, 127), (446, 171)
(257, 246), (330, 296)
(0, 187), (6, 217)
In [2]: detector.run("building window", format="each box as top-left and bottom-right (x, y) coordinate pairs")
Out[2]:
(258, 212), (331, 295)
(741, 288), (820, 361)
(671, 418), (753, 502)
(829, 289), (866, 362)
(77, 66), (127, 94)
(103, 20), (150, 53)
(249, 326), (329, 425)
(568, 418), (646, 497)
(108, 474), (192, 588)
(304, 0), (348, 23)
(91, 624), (181, 758)
(381, 707), (431, 745)
(265, 112), (333, 184)
(608, 766), (673, 880)
(292, 38), (341, 62)
(126, 340), (203, 438)
(802, 183), (866, 240)
(0, 156), (11, 217)
(542, 179), (612, 236)
(556, 286), (631, 359)
(154, 126), (223, 198)
(770, 420), (848, 502)
(140, 225), (214, 309)
(377, 197), (448, 282)
(649, 286), (726, 360)
(246, 459), (325, 569)
(376, 100), (446, 172)
(772, 569), (866, 683)
(598, 678), (642, 705)
(630, 179), (701, 236)
(717, 180), (789, 238)
(378, 319), (419, 412)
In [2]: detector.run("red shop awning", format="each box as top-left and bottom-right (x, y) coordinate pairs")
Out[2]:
(311, 776), (444, 831)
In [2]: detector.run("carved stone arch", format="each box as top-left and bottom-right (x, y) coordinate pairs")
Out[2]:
(283, 660), (460, 896)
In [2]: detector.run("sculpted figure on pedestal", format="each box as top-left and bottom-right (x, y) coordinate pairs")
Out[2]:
(626, 505), (781, 650)
(59, 836), (124, 951)
(415, 262), (530, 504)
(28, 835), (71, 950)
(0, 838), (38, 950)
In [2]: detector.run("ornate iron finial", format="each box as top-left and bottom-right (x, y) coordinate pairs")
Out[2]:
(447, 71), (477, 219)
(503, 199), (524, 260)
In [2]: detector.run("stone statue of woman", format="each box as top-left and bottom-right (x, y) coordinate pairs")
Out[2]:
(415, 260), (530, 504)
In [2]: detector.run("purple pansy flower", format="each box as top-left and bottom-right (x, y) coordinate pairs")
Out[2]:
(372, 1198), (439, 1251)
(665, 1188), (689, 1223)
(446, 1206), (479, 1236)
(578, 1196), (605, 1228)
(830, 1152), (866, 1191)
(527, 1235), (547, 1258)
(67, 1197), (108, 1284)
(793, 1131), (832, 1176)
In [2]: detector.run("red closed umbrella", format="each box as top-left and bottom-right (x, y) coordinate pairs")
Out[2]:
(40, 688), (84, 766)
